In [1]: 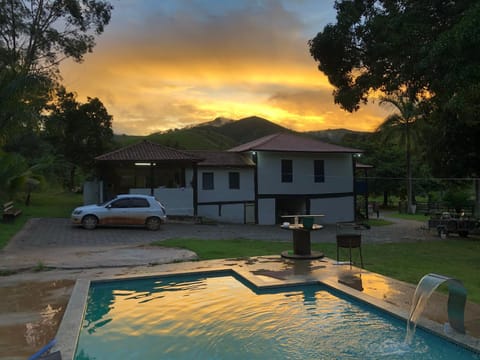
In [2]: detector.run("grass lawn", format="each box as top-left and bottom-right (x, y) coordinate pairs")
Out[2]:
(156, 238), (480, 304)
(0, 191), (82, 249)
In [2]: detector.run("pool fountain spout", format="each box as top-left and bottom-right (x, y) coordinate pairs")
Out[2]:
(406, 273), (466, 343)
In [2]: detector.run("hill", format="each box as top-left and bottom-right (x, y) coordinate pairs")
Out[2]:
(112, 116), (368, 150)
(197, 116), (292, 145)
(307, 128), (371, 144)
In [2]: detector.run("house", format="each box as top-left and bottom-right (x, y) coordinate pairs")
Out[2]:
(228, 133), (362, 224)
(88, 133), (362, 224)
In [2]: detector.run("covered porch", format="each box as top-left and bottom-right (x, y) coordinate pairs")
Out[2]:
(92, 140), (203, 216)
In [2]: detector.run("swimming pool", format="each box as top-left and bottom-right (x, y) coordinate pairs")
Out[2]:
(74, 272), (479, 359)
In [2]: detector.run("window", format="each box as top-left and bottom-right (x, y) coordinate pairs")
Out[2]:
(314, 160), (325, 183)
(131, 198), (149, 208)
(229, 172), (240, 189)
(281, 159), (293, 183)
(202, 172), (214, 190)
(109, 198), (131, 208)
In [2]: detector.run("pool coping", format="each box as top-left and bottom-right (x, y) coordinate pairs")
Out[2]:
(53, 257), (480, 359)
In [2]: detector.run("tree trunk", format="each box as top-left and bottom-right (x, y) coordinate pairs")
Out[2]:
(69, 165), (76, 191)
(406, 124), (414, 214)
(383, 191), (388, 207)
(475, 179), (480, 217)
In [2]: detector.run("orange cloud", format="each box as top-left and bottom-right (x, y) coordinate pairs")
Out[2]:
(60, 1), (387, 135)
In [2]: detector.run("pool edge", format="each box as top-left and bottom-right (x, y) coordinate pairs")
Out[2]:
(53, 279), (90, 359)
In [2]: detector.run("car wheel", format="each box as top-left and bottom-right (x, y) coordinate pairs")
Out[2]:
(146, 217), (161, 231)
(82, 215), (98, 230)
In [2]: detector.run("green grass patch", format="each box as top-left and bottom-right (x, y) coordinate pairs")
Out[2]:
(362, 240), (480, 302)
(157, 238), (480, 304)
(0, 191), (82, 249)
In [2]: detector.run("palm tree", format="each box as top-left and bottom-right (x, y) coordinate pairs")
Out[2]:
(0, 151), (47, 204)
(377, 94), (423, 214)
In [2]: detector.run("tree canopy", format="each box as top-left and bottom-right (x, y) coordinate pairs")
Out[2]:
(0, 0), (113, 143)
(44, 88), (114, 188)
(0, 0), (112, 77)
(309, 0), (480, 181)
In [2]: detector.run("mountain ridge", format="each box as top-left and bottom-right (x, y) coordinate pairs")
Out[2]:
(113, 116), (371, 150)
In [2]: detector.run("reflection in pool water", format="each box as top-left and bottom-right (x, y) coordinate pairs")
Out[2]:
(75, 273), (479, 359)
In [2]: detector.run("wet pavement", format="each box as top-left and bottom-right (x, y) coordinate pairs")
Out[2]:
(0, 279), (74, 358)
(0, 214), (479, 359)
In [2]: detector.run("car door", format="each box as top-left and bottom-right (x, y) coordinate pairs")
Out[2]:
(129, 197), (151, 225)
(102, 198), (132, 225)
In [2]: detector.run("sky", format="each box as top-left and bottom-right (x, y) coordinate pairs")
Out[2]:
(60, 0), (391, 136)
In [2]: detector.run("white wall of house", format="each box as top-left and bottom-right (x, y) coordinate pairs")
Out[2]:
(258, 198), (276, 224)
(130, 187), (194, 216)
(254, 151), (355, 225)
(185, 167), (255, 223)
(196, 167), (255, 203)
(256, 152), (353, 195)
(83, 180), (102, 205)
(197, 203), (247, 223)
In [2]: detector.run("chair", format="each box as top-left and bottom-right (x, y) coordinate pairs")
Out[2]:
(336, 223), (364, 268)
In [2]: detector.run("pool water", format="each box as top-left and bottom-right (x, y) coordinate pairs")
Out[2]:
(75, 273), (479, 359)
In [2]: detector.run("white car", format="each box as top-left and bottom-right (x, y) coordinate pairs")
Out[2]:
(71, 194), (167, 230)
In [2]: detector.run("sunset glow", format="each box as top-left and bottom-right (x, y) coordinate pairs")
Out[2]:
(60, 0), (390, 135)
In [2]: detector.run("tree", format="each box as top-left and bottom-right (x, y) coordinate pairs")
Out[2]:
(0, 0), (112, 77)
(0, 69), (51, 145)
(377, 94), (423, 213)
(0, 150), (47, 202)
(0, 0), (113, 141)
(44, 89), (113, 188)
(309, 0), (480, 213)
(341, 131), (406, 207)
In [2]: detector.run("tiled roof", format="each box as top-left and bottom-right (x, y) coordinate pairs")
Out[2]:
(189, 150), (255, 167)
(228, 132), (363, 153)
(95, 140), (203, 162)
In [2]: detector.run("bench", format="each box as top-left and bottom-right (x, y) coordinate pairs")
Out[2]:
(2, 201), (22, 223)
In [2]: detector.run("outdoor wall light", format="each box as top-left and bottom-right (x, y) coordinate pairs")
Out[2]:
(135, 162), (155, 166)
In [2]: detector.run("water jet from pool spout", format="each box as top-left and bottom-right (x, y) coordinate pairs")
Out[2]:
(406, 273), (466, 344)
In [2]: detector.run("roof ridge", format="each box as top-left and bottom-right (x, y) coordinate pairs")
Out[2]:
(95, 140), (205, 161)
(95, 140), (144, 159)
(255, 132), (282, 146)
(227, 132), (284, 152)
